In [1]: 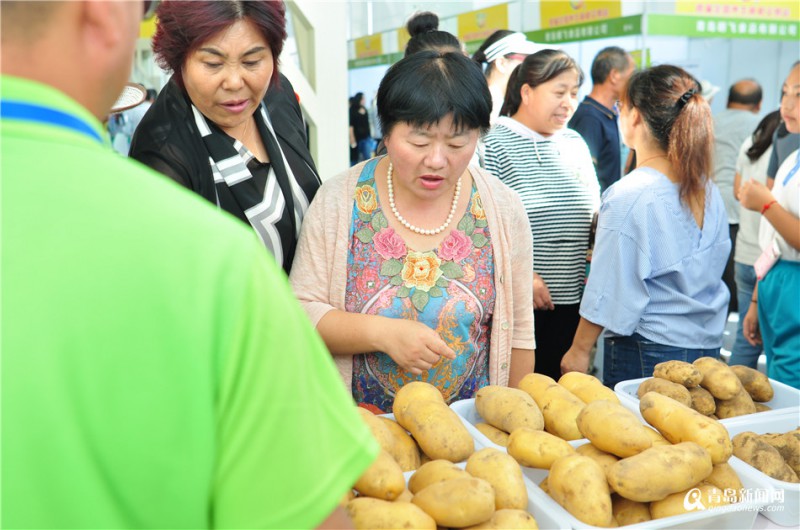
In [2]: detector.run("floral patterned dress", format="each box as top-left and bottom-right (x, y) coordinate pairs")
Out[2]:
(348, 158), (496, 413)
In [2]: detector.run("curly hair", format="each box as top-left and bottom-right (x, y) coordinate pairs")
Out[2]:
(152, 0), (286, 89)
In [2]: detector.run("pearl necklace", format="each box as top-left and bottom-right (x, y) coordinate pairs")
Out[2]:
(386, 161), (461, 236)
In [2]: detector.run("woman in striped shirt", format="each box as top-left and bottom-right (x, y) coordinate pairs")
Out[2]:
(562, 65), (730, 387)
(483, 50), (600, 381)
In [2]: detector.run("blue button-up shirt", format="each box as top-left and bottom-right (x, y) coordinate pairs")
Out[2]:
(580, 167), (731, 349)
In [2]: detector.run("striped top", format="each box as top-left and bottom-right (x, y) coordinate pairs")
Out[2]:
(483, 117), (600, 304)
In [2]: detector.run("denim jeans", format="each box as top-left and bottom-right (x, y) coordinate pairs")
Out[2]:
(729, 262), (762, 368)
(356, 138), (375, 163)
(603, 333), (720, 388)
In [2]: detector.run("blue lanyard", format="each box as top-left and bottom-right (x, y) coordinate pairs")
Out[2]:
(1, 100), (103, 144)
(783, 150), (800, 187)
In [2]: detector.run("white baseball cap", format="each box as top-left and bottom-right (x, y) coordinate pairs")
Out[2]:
(110, 83), (147, 114)
(483, 32), (554, 63)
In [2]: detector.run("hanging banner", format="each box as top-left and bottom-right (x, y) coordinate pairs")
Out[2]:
(140, 17), (157, 39)
(397, 26), (411, 51)
(355, 34), (383, 59)
(457, 3), (509, 43)
(540, 0), (622, 29)
(527, 14), (640, 44)
(349, 52), (404, 70)
(629, 49), (651, 69)
(649, 14), (798, 39)
(675, 1), (798, 20)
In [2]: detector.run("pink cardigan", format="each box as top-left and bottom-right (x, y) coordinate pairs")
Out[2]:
(289, 160), (535, 388)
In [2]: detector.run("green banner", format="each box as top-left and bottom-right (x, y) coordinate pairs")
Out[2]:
(526, 15), (642, 44)
(348, 52), (403, 70)
(647, 14), (799, 40)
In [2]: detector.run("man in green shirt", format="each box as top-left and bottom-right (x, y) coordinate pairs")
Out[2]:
(1, 2), (377, 528)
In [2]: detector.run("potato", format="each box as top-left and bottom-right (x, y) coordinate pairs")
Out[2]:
(612, 495), (651, 526)
(400, 399), (474, 462)
(577, 400), (653, 458)
(393, 488), (414, 503)
(715, 388), (757, 419)
(412, 477), (496, 528)
(516, 373), (558, 400)
(576, 443), (620, 484)
(379, 417), (421, 471)
(346, 497), (436, 529)
(558, 372), (620, 404)
(353, 448), (405, 500)
(475, 422), (510, 447)
(475, 385), (544, 433)
(539, 477), (550, 494)
(408, 459), (469, 494)
(549, 454), (615, 527)
(507, 426), (576, 469)
(762, 430), (800, 476)
(730, 365), (774, 402)
(636, 378), (692, 408)
(608, 442), (713, 502)
(705, 462), (744, 492)
(639, 391), (732, 464)
(755, 403), (772, 413)
(356, 407), (396, 454)
(653, 360), (703, 387)
(465, 509), (539, 529)
(688, 386), (716, 415)
(649, 484), (728, 519)
(693, 357), (742, 400)
(642, 425), (670, 446)
(392, 381), (444, 425)
(732, 431), (799, 482)
(466, 447), (528, 510)
(518, 373), (584, 440)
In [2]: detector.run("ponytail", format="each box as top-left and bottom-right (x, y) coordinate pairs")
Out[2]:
(624, 65), (713, 206)
(669, 89), (712, 204)
(500, 64), (524, 117)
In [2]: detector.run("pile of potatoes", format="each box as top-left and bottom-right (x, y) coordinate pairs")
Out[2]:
(732, 428), (800, 483)
(636, 357), (775, 419)
(345, 381), (539, 529)
(472, 373), (745, 527)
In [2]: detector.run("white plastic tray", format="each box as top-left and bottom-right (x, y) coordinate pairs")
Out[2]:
(520, 439), (773, 529)
(448, 398), (507, 450)
(723, 410), (800, 527)
(614, 377), (800, 423)
(449, 398), (776, 528)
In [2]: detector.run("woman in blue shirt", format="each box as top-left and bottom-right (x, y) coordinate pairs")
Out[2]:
(561, 65), (730, 387)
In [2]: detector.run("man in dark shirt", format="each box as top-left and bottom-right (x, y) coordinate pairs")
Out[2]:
(569, 46), (635, 192)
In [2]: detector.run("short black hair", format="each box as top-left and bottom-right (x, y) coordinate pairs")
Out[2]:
(377, 51), (492, 137)
(590, 46), (631, 85)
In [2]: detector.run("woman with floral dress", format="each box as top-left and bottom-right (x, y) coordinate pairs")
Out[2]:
(290, 51), (534, 412)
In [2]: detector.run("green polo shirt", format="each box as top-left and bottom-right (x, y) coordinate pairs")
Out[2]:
(1, 75), (377, 529)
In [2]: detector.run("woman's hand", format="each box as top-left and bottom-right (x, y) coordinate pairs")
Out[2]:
(739, 179), (774, 213)
(533, 272), (554, 310)
(561, 346), (591, 374)
(743, 302), (762, 347)
(376, 319), (456, 375)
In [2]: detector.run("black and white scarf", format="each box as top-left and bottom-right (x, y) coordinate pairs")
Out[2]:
(190, 103), (310, 269)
